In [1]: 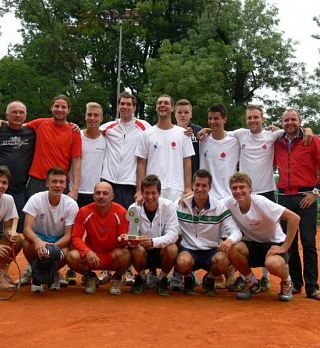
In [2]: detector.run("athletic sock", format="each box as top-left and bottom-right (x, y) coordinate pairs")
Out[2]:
(281, 275), (291, 282)
(158, 270), (167, 280)
(262, 267), (269, 278)
(138, 271), (146, 277)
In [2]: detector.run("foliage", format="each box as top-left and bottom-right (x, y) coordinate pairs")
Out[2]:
(0, 0), (318, 130)
(0, 0), (206, 122)
(144, 0), (303, 129)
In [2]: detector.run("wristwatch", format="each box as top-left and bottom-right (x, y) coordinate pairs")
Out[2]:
(312, 188), (320, 196)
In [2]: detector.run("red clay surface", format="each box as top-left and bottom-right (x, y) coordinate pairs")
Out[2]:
(2, 230), (320, 348)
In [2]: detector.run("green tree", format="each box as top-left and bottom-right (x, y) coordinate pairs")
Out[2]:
(145, 0), (302, 128)
(0, 56), (65, 118)
(1, 0), (206, 121)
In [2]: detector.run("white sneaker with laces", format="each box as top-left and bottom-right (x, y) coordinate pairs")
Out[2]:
(16, 265), (32, 286)
(98, 270), (112, 285)
(31, 283), (44, 293)
(145, 271), (158, 289)
(169, 271), (184, 290)
(84, 273), (98, 294)
(123, 269), (134, 286)
(50, 271), (61, 291)
(109, 277), (122, 295)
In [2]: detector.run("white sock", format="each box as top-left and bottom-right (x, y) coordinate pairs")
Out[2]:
(262, 267), (269, 278)
(282, 275), (291, 282)
(245, 272), (257, 284)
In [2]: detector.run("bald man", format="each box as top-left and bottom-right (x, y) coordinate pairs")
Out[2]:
(67, 182), (131, 295)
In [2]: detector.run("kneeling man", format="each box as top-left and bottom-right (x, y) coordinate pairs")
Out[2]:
(176, 169), (241, 296)
(226, 172), (300, 301)
(67, 182), (131, 295)
(129, 175), (179, 296)
(23, 167), (79, 292)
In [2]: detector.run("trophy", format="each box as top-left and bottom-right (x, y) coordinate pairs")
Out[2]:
(125, 206), (144, 240)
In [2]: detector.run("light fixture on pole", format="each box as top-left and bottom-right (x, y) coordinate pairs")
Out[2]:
(101, 8), (141, 118)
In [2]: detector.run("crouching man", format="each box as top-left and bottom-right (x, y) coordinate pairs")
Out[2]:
(226, 172), (300, 301)
(23, 167), (79, 292)
(0, 165), (23, 290)
(128, 175), (179, 296)
(67, 182), (131, 295)
(175, 169), (242, 296)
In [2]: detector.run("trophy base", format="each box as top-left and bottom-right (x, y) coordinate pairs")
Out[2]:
(127, 235), (145, 240)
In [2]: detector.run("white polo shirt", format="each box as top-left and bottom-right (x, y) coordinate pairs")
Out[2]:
(135, 125), (195, 192)
(229, 129), (282, 194)
(200, 133), (240, 199)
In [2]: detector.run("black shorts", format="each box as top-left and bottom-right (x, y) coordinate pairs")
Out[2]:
(244, 241), (289, 267)
(26, 177), (48, 199)
(77, 193), (94, 208)
(258, 191), (275, 203)
(146, 249), (162, 270)
(179, 246), (217, 272)
(101, 181), (135, 209)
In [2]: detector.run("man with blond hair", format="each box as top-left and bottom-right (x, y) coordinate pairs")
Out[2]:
(70, 102), (106, 208)
(226, 172), (300, 302)
(67, 102), (106, 285)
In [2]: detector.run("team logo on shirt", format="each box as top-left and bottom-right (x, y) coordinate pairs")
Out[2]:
(204, 150), (208, 157)
(241, 144), (246, 150)
(262, 144), (267, 149)
(171, 141), (176, 149)
(220, 152), (226, 158)
(0, 136), (29, 150)
(153, 141), (160, 149)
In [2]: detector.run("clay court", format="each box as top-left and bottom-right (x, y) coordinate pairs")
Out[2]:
(2, 230), (320, 348)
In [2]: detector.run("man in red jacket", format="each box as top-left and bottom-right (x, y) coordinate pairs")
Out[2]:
(67, 182), (131, 295)
(274, 108), (320, 300)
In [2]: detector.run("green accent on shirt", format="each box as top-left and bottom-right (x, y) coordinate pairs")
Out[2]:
(177, 209), (231, 224)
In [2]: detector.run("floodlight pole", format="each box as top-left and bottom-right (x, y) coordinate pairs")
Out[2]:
(116, 19), (123, 118)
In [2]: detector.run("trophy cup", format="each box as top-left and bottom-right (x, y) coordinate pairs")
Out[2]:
(125, 206), (144, 240)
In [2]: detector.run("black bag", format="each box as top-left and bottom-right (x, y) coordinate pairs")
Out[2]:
(31, 245), (63, 286)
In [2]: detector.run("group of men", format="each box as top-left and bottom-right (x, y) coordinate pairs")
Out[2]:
(0, 92), (319, 302)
